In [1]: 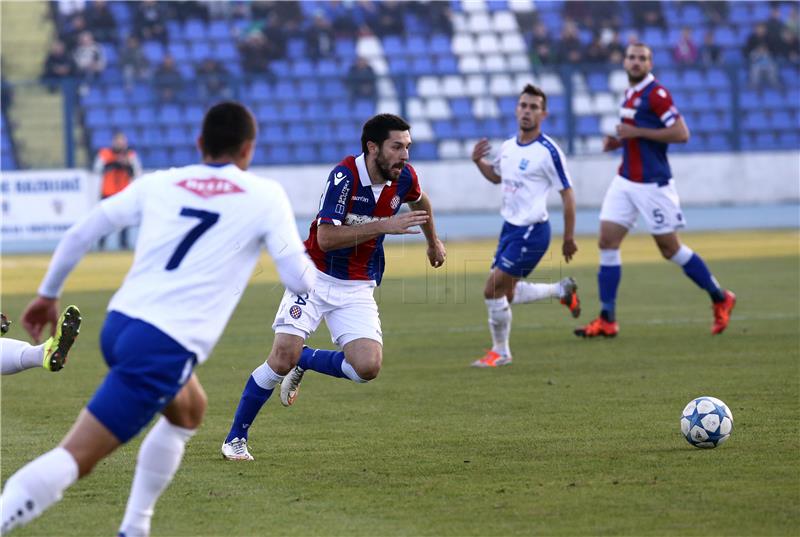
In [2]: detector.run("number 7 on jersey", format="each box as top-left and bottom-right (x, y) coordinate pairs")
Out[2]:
(166, 207), (220, 270)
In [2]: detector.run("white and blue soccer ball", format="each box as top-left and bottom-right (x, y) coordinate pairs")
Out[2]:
(680, 396), (734, 448)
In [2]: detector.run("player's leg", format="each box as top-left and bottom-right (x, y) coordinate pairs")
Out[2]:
(222, 332), (304, 459)
(0, 305), (81, 374)
(653, 232), (736, 334)
(0, 408), (120, 533)
(1, 338), (47, 375)
(119, 375), (205, 537)
(472, 267), (517, 367)
(576, 177), (637, 338)
(280, 286), (383, 405)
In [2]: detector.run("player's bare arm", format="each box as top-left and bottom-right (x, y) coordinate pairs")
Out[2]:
(615, 116), (690, 144)
(408, 191), (446, 268)
(559, 188), (578, 263)
(471, 138), (501, 184)
(316, 210), (429, 252)
(21, 296), (61, 343)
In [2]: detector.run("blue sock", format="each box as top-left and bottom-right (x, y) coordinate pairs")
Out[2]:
(298, 346), (347, 379)
(682, 253), (725, 302)
(225, 376), (272, 443)
(598, 265), (621, 322)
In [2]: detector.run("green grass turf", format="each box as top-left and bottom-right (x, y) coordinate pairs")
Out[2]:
(1, 242), (798, 536)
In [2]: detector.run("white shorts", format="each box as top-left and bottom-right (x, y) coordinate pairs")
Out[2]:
(272, 270), (383, 347)
(599, 175), (686, 234)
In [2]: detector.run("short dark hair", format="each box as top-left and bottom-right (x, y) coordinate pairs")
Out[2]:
(626, 42), (653, 60)
(520, 84), (547, 111)
(200, 101), (257, 158)
(361, 113), (411, 155)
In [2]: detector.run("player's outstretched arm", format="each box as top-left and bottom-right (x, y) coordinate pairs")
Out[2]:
(316, 211), (429, 252)
(21, 296), (60, 343)
(471, 138), (501, 184)
(559, 188), (578, 263)
(408, 191), (446, 268)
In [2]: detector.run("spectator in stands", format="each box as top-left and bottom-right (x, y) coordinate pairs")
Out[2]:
(153, 54), (184, 103)
(346, 57), (377, 102)
(93, 131), (142, 250)
(765, 4), (786, 54)
(41, 39), (76, 93)
(60, 13), (89, 51)
(699, 30), (722, 66)
(605, 29), (626, 64)
(169, 0), (209, 22)
(630, 1), (666, 30)
(788, 5), (800, 40)
(368, 1), (405, 37)
(196, 58), (232, 101)
(238, 29), (278, 75)
(672, 27), (699, 65)
(56, 0), (86, 20)
(327, 1), (362, 39)
(529, 21), (556, 68)
(72, 31), (106, 90)
(565, 1), (621, 33)
(416, 0), (453, 36)
(119, 36), (151, 92)
(699, 1), (729, 26)
(83, 0), (117, 44)
(776, 27), (800, 65)
(744, 23), (780, 88)
(557, 20), (584, 64)
(305, 13), (335, 59)
(134, 0), (169, 45)
(585, 34), (609, 64)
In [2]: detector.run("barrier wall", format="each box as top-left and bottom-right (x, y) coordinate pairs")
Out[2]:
(2, 151), (798, 245)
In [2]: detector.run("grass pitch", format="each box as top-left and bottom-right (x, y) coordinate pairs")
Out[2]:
(1, 230), (798, 536)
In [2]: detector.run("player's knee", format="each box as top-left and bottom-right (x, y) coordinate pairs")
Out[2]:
(598, 236), (617, 250)
(268, 344), (301, 374)
(182, 391), (207, 429)
(352, 352), (382, 381)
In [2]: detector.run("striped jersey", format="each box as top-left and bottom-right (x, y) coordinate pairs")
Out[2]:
(491, 133), (572, 226)
(305, 154), (422, 285)
(618, 72), (681, 183)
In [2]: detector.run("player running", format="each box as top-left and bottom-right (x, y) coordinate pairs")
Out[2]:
(575, 43), (735, 338)
(221, 113), (446, 461)
(1, 102), (315, 536)
(470, 84), (580, 368)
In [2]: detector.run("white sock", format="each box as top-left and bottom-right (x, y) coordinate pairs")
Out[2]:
(251, 361), (284, 390)
(341, 360), (367, 383)
(511, 282), (560, 304)
(1, 447), (79, 533)
(485, 297), (512, 356)
(669, 245), (694, 266)
(119, 417), (196, 537)
(1, 339), (45, 375)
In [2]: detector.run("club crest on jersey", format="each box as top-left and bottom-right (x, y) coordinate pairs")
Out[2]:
(289, 305), (302, 319)
(176, 178), (244, 199)
(518, 158), (530, 171)
(390, 195), (401, 209)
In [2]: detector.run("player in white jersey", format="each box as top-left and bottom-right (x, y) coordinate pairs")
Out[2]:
(0, 102), (316, 536)
(1, 306), (81, 374)
(470, 84), (580, 368)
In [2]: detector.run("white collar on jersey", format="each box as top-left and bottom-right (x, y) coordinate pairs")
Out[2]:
(355, 153), (392, 187)
(626, 72), (655, 98)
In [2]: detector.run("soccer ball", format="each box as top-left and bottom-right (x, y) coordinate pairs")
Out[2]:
(680, 396), (734, 448)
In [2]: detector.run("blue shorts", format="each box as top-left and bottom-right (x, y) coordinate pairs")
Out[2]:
(87, 311), (196, 443)
(491, 220), (551, 278)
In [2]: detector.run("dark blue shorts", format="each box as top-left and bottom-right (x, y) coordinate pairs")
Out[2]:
(87, 311), (196, 443)
(492, 220), (551, 278)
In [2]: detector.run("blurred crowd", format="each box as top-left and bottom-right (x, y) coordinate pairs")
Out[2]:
(39, 0), (800, 100)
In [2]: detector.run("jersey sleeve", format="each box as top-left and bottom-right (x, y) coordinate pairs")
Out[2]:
(316, 166), (354, 226)
(263, 184), (306, 261)
(99, 172), (147, 226)
(649, 86), (680, 127)
(542, 138), (573, 191)
(402, 165), (422, 203)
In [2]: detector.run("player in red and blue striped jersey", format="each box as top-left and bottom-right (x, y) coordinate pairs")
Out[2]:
(221, 114), (447, 460)
(576, 43), (735, 339)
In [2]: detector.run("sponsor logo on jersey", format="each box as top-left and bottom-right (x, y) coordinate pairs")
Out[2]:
(176, 178), (245, 199)
(337, 182), (350, 206)
(518, 158), (530, 171)
(289, 305), (302, 319)
(333, 171), (346, 185)
(390, 195), (401, 209)
(353, 195), (371, 203)
(344, 213), (389, 226)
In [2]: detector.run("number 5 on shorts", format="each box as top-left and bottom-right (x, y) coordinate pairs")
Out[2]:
(166, 207), (220, 270)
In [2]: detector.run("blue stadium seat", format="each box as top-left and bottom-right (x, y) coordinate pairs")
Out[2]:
(762, 90), (786, 110)
(184, 105), (204, 124)
(110, 107), (135, 127)
(317, 59), (339, 76)
(261, 124), (284, 142)
(286, 123), (307, 142)
(330, 101), (350, 120)
(159, 104), (183, 126)
(780, 67), (800, 86)
(456, 118), (480, 138)
(406, 35), (427, 54)
(281, 103), (304, 121)
(184, 19), (206, 40)
(105, 87), (127, 106)
(297, 80), (321, 99)
(432, 120), (456, 138)
(435, 55), (458, 74)
(191, 42), (212, 62)
(450, 98), (471, 116)
(743, 111), (769, 131)
(383, 36), (403, 51)
(429, 35), (451, 55)
(143, 41), (166, 64)
(135, 105), (157, 126)
(586, 72), (608, 92)
(706, 68), (730, 89)
(682, 70), (705, 90)
(246, 80), (272, 102)
(334, 39), (356, 59)
(292, 60), (315, 77)
(352, 100), (375, 118)
(576, 116), (599, 136)
(164, 125), (186, 144)
(705, 133), (732, 152)
(270, 60), (291, 78)
(325, 81), (348, 99)
(208, 20), (230, 39)
(214, 42), (238, 62)
(642, 27), (667, 48)
(274, 81), (295, 100)
(171, 146), (195, 166)
(412, 142), (437, 161)
(410, 57), (436, 75)
(777, 131), (799, 149)
(291, 144), (317, 164)
(85, 107), (111, 128)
